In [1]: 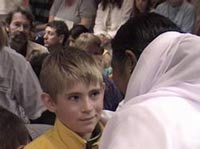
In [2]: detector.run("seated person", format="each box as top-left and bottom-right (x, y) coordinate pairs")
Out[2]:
(43, 20), (69, 52)
(68, 24), (89, 46)
(25, 47), (105, 149)
(156, 0), (196, 33)
(74, 33), (112, 75)
(49, 0), (96, 29)
(0, 106), (30, 149)
(0, 23), (46, 123)
(5, 6), (48, 61)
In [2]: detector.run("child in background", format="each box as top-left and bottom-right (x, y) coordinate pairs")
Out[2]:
(68, 24), (89, 46)
(25, 47), (105, 149)
(74, 33), (112, 77)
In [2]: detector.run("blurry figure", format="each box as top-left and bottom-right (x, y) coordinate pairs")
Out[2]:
(191, 0), (200, 35)
(68, 24), (89, 46)
(29, 0), (54, 32)
(0, 106), (30, 149)
(93, 0), (133, 49)
(131, 0), (152, 17)
(0, 0), (29, 21)
(156, 0), (196, 33)
(0, 23), (46, 123)
(5, 7), (48, 61)
(49, 0), (96, 29)
(74, 33), (111, 73)
(43, 20), (69, 52)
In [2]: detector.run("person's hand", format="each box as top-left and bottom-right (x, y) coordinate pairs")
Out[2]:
(99, 34), (111, 47)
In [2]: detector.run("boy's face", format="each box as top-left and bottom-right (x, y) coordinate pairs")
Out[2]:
(50, 82), (104, 138)
(44, 26), (62, 48)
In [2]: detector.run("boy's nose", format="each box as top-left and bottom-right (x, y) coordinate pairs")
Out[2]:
(81, 98), (93, 112)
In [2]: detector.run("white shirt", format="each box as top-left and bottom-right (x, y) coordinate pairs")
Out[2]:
(100, 32), (200, 149)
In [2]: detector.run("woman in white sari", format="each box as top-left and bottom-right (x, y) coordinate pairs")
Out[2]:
(100, 13), (200, 149)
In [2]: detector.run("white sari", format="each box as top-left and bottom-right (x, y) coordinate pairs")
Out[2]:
(100, 32), (200, 149)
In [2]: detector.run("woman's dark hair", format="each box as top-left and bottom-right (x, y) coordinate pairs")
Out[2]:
(133, 0), (152, 16)
(0, 106), (29, 149)
(112, 13), (182, 64)
(101, 0), (123, 11)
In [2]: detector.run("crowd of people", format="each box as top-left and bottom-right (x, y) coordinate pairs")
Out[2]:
(0, 0), (200, 149)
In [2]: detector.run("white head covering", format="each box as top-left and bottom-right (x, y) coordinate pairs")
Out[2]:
(124, 31), (200, 105)
(100, 32), (200, 149)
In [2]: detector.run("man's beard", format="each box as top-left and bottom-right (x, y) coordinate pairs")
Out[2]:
(9, 32), (28, 57)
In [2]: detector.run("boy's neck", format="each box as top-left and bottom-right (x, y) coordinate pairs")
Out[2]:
(82, 133), (93, 141)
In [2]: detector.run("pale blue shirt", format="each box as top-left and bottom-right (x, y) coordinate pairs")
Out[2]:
(156, 1), (196, 33)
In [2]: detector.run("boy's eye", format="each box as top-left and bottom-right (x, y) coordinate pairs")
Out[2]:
(68, 95), (80, 102)
(90, 91), (100, 99)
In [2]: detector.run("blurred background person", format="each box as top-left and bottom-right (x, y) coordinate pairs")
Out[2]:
(93, 0), (133, 49)
(156, 0), (196, 33)
(5, 7), (48, 61)
(49, 0), (96, 30)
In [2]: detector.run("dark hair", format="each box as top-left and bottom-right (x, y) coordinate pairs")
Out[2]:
(101, 0), (123, 10)
(69, 24), (89, 40)
(112, 12), (182, 65)
(133, 0), (152, 16)
(46, 20), (69, 45)
(0, 22), (7, 49)
(6, 6), (34, 29)
(0, 106), (29, 149)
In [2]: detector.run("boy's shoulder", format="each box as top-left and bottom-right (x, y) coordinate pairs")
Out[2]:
(24, 128), (59, 149)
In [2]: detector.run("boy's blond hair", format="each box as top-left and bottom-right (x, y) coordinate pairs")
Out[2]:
(40, 47), (104, 100)
(74, 33), (103, 54)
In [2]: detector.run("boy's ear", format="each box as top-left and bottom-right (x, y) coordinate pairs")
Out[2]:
(125, 50), (137, 74)
(41, 92), (56, 113)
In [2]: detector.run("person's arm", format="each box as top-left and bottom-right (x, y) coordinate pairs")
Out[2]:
(79, 17), (92, 29)
(48, 0), (63, 22)
(79, 0), (96, 29)
(93, 3), (108, 37)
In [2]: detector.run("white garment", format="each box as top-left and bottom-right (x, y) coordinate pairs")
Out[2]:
(93, 0), (133, 39)
(100, 32), (200, 149)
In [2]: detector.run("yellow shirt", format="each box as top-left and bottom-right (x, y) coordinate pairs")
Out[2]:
(25, 120), (102, 149)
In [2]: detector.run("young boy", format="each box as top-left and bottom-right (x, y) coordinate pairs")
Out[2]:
(25, 47), (105, 149)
